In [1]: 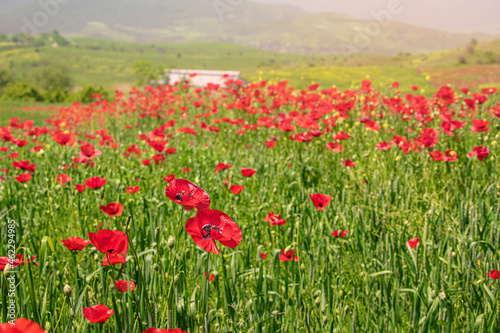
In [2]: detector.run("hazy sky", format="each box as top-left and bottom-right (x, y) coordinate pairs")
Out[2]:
(254, 0), (500, 34)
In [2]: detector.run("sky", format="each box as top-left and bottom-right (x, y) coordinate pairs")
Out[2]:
(254, 0), (500, 34)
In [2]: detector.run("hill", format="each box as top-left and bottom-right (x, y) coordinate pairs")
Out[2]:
(0, 37), (498, 94)
(0, 0), (490, 55)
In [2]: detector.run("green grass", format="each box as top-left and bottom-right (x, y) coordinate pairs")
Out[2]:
(2, 37), (499, 95)
(0, 81), (499, 332)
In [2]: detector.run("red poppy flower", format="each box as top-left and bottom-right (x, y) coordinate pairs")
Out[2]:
(279, 249), (299, 262)
(83, 305), (114, 323)
(0, 147), (8, 152)
(99, 202), (124, 217)
(333, 131), (350, 140)
(165, 179), (211, 210)
(147, 139), (168, 152)
(0, 318), (45, 333)
(408, 238), (419, 249)
(375, 141), (391, 151)
(332, 230), (348, 238)
(142, 329), (187, 333)
(468, 146), (490, 161)
(55, 174), (71, 186)
(52, 132), (76, 146)
(326, 142), (344, 153)
(429, 151), (446, 161)
(342, 159), (355, 168)
(215, 162), (232, 174)
(182, 167), (192, 174)
(125, 186), (140, 194)
(481, 87), (498, 95)
(471, 119), (490, 132)
(74, 184), (87, 193)
(113, 280), (136, 292)
(12, 160), (36, 173)
(204, 272), (215, 281)
(142, 159), (152, 166)
(265, 140), (276, 148)
(88, 229), (129, 266)
(230, 184), (244, 195)
(84, 177), (107, 189)
(445, 150), (458, 162)
(15, 173), (32, 183)
(411, 85), (419, 91)
(61, 237), (91, 252)
(418, 128), (439, 148)
(264, 212), (286, 226)
(487, 270), (500, 280)
(241, 168), (257, 177)
(8, 152), (19, 159)
(185, 209), (242, 254)
(79, 143), (102, 162)
(166, 148), (177, 154)
(260, 252), (268, 259)
(309, 193), (331, 211)
(163, 174), (175, 183)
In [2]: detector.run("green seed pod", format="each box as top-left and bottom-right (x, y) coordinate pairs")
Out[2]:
(63, 284), (72, 296)
(167, 235), (175, 249)
(3, 264), (11, 277)
(45, 322), (51, 331)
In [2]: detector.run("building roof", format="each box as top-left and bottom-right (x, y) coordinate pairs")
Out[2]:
(167, 69), (241, 87)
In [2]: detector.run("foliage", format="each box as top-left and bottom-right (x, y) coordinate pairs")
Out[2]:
(1, 81), (43, 101)
(0, 81), (499, 332)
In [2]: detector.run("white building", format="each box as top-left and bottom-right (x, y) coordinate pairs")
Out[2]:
(163, 69), (243, 87)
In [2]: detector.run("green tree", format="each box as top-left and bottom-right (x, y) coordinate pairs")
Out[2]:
(32, 65), (73, 92)
(2, 82), (43, 102)
(0, 67), (15, 92)
(132, 60), (164, 87)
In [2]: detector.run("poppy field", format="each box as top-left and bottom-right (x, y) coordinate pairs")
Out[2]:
(0, 79), (500, 332)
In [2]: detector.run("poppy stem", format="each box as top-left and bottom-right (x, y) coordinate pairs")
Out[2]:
(205, 253), (211, 333)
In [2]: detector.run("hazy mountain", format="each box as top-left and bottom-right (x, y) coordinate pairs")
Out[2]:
(0, 0), (491, 55)
(254, 0), (500, 35)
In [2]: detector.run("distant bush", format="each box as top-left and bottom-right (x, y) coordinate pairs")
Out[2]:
(2, 82), (43, 102)
(458, 55), (467, 65)
(43, 87), (71, 103)
(32, 65), (73, 92)
(0, 68), (15, 92)
(73, 86), (110, 103)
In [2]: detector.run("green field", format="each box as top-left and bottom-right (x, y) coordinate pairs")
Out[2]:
(0, 78), (499, 332)
(1, 37), (499, 95)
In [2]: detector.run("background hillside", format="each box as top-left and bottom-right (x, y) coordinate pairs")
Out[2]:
(0, 0), (492, 55)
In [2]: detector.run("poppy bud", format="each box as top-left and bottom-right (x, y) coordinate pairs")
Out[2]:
(63, 284), (72, 296)
(174, 274), (180, 285)
(339, 290), (344, 298)
(284, 245), (292, 253)
(167, 235), (175, 249)
(452, 252), (456, 258)
(3, 263), (11, 276)
(69, 308), (75, 318)
(155, 227), (160, 239)
(94, 254), (99, 261)
(45, 322), (51, 331)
